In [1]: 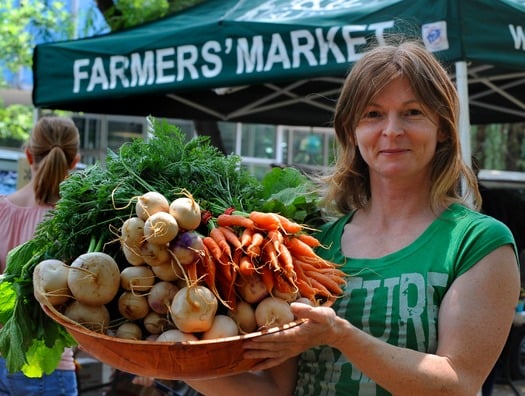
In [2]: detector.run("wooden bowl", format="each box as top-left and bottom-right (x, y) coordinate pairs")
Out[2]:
(42, 303), (304, 380)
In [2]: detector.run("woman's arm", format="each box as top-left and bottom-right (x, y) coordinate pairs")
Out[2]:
(244, 245), (519, 396)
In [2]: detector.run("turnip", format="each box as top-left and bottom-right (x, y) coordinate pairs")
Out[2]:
(121, 217), (145, 246)
(120, 265), (155, 294)
(228, 300), (257, 334)
(33, 259), (71, 306)
(147, 281), (179, 314)
(136, 191), (170, 221)
(122, 244), (146, 266)
(201, 315), (239, 340)
(118, 291), (150, 320)
(116, 322), (143, 340)
(255, 297), (294, 329)
(143, 311), (174, 335)
(151, 261), (183, 282)
(169, 192), (201, 231)
(64, 300), (110, 333)
(144, 211), (179, 245)
(141, 240), (171, 266)
(236, 274), (269, 304)
(67, 252), (120, 306)
(169, 231), (205, 265)
(156, 329), (198, 342)
(170, 285), (218, 333)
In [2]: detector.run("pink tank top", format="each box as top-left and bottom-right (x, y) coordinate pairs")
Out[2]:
(0, 196), (75, 371)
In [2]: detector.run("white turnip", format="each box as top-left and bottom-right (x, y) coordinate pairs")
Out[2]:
(116, 322), (143, 340)
(236, 274), (269, 304)
(201, 315), (239, 340)
(33, 259), (71, 306)
(141, 241), (171, 266)
(143, 311), (174, 335)
(156, 329), (198, 342)
(170, 285), (218, 333)
(67, 252), (120, 306)
(147, 281), (179, 314)
(118, 291), (150, 320)
(120, 265), (155, 294)
(64, 300), (110, 333)
(255, 297), (294, 329)
(151, 261), (183, 282)
(144, 211), (179, 245)
(136, 191), (170, 221)
(228, 300), (257, 334)
(169, 193), (201, 231)
(121, 217), (145, 246)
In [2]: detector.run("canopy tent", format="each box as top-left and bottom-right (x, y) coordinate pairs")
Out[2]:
(32, 0), (525, 161)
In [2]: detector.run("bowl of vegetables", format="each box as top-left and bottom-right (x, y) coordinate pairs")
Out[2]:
(41, 302), (305, 380)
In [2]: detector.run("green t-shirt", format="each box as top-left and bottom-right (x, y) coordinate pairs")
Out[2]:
(294, 204), (516, 396)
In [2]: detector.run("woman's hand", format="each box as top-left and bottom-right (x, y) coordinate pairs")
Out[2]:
(243, 302), (342, 370)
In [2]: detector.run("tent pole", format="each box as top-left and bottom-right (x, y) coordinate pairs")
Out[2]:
(455, 60), (475, 205)
(455, 61), (471, 167)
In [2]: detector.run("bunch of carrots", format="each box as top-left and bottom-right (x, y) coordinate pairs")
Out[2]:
(187, 210), (347, 309)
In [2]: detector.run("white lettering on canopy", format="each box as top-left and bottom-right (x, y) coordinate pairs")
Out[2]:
(509, 24), (525, 50)
(71, 22), (394, 94)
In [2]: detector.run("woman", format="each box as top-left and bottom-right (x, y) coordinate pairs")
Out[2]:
(0, 116), (80, 395)
(185, 41), (520, 395)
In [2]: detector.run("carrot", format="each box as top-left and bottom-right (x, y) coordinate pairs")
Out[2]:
(305, 271), (344, 296)
(216, 213), (255, 229)
(239, 254), (256, 277)
(267, 229), (283, 254)
(217, 226), (243, 251)
(260, 265), (275, 293)
(247, 231), (265, 258)
(273, 272), (298, 296)
(295, 233), (322, 248)
(262, 241), (280, 272)
(285, 237), (334, 269)
(274, 213), (303, 234)
(249, 211), (281, 231)
(210, 226), (232, 259)
(277, 243), (297, 281)
(240, 227), (254, 249)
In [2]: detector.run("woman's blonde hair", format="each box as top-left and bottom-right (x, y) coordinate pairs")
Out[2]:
(324, 40), (480, 214)
(27, 116), (80, 205)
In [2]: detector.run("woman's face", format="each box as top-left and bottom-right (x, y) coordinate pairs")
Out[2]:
(355, 76), (444, 183)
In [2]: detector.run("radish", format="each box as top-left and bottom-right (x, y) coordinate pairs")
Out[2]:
(144, 211), (179, 245)
(170, 285), (218, 333)
(255, 297), (294, 329)
(201, 315), (239, 340)
(118, 291), (150, 320)
(136, 191), (170, 221)
(228, 300), (257, 334)
(156, 329), (198, 342)
(67, 252), (120, 306)
(64, 300), (110, 333)
(120, 265), (155, 294)
(116, 322), (143, 340)
(169, 231), (205, 265)
(169, 192), (201, 231)
(143, 311), (174, 335)
(147, 281), (179, 314)
(33, 259), (71, 306)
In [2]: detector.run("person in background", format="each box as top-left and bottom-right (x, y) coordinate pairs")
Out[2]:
(0, 116), (80, 395)
(182, 40), (520, 395)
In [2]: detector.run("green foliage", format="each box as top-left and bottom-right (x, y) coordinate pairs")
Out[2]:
(104, 0), (205, 30)
(0, 0), (73, 81)
(0, 104), (33, 143)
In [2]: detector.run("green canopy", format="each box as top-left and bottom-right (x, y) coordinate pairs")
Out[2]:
(33, 0), (525, 131)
